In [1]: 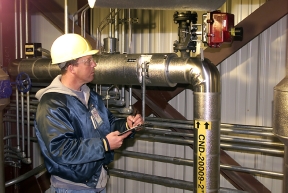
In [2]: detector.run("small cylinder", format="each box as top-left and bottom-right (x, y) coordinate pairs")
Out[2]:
(103, 37), (118, 53)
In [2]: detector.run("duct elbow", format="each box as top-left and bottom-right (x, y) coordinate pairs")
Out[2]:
(189, 58), (220, 93)
(167, 57), (220, 92)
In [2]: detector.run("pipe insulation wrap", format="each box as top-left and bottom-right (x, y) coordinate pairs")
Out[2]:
(8, 55), (218, 89)
(94, 53), (178, 86)
(193, 92), (221, 193)
(273, 77), (288, 145)
(9, 58), (60, 81)
(94, 0), (226, 11)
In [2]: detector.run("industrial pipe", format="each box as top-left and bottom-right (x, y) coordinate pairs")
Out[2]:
(81, 5), (90, 37)
(5, 164), (46, 188)
(109, 168), (247, 193)
(115, 150), (283, 178)
(8, 53), (221, 193)
(64, 0), (68, 34)
(272, 27), (288, 193)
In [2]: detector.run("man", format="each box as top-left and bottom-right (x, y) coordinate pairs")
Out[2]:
(34, 33), (143, 193)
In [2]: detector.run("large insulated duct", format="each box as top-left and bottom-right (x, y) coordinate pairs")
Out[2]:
(272, 30), (288, 193)
(273, 73), (288, 193)
(273, 77), (288, 193)
(8, 54), (221, 192)
(94, 0), (226, 11)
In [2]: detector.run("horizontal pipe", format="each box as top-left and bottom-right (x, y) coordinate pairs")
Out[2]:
(5, 164), (46, 187)
(2, 118), (283, 152)
(117, 115), (274, 132)
(115, 150), (283, 179)
(3, 135), (38, 143)
(109, 168), (247, 193)
(3, 114), (284, 151)
(137, 134), (284, 156)
(144, 129), (284, 148)
(110, 168), (193, 190)
(221, 128), (275, 137)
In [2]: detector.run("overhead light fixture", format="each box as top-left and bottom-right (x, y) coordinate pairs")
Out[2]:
(88, 0), (96, 8)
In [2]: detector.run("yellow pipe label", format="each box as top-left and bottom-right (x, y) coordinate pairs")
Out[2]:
(195, 120), (211, 193)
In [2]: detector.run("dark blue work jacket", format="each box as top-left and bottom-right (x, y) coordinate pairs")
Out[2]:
(34, 91), (127, 188)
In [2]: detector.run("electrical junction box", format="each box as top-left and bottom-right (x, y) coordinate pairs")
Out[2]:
(202, 11), (241, 47)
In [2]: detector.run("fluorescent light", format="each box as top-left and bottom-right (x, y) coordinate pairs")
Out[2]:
(88, 0), (96, 8)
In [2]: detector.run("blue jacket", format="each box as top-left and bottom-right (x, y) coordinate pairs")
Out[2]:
(34, 75), (127, 188)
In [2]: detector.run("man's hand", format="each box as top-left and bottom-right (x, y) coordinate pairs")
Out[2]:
(106, 131), (131, 150)
(126, 113), (144, 129)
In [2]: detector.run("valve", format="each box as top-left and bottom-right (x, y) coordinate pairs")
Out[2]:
(173, 10), (243, 56)
(16, 72), (32, 93)
(173, 11), (198, 57)
(0, 72), (31, 98)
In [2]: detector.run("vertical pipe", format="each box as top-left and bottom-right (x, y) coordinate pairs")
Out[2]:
(272, 22), (288, 193)
(115, 9), (118, 39)
(14, 0), (18, 58)
(83, 8), (86, 37)
(194, 92), (221, 193)
(81, 6), (90, 37)
(193, 60), (221, 193)
(128, 9), (132, 53)
(16, 90), (20, 151)
(284, 146), (288, 193)
(109, 8), (112, 37)
(121, 86), (125, 102)
(0, 111), (5, 193)
(90, 8), (93, 36)
(141, 63), (146, 121)
(25, 0), (28, 43)
(19, 0), (23, 58)
(26, 92), (31, 161)
(25, 0), (31, 164)
(64, 0), (68, 34)
(121, 9), (126, 53)
(129, 86), (132, 108)
(21, 92), (26, 158)
(72, 4), (89, 34)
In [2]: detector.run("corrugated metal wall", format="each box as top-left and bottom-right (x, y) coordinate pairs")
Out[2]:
(31, 0), (287, 192)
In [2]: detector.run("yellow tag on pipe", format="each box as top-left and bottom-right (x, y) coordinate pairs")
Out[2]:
(195, 120), (211, 193)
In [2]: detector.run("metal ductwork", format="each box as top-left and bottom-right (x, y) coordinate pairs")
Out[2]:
(9, 54), (220, 89)
(94, 0), (226, 11)
(272, 29), (288, 193)
(8, 54), (221, 192)
(273, 77), (288, 193)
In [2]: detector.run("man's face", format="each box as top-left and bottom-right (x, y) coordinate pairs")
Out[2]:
(73, 55), (96, 84)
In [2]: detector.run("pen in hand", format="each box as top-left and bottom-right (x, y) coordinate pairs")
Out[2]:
(132, 109), (138, 127)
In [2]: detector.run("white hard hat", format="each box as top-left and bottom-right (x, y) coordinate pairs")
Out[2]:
(50, 33), (98, 64)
